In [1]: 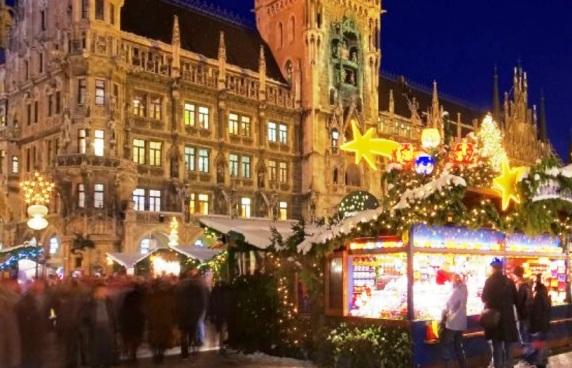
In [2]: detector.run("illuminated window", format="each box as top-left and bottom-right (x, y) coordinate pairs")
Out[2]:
(78, 129), (88, 154)
(95, 79), (105, 105)
(331, 129), (340, 152)
(190, 193), (209, 215)
(268, 160), (277, 182)
(132, 188), (145, 211)
(132, 95), (145, 117)
(184, 146), (195, 171)
(149, 97), (162, 120)
(95, 0), (104, 20)
(132, 139), (145, 164)
(278, 124), (288, 144)
(279, 162), (288, 183)
(198, 106), (209, 129)
(268, 122), (277, 142)
(140, 238), (152, 255)
(94, 183), (105, 208)
(149, 190), (161, 212)
(198, 149), (209, 173)
(93, 130), (104, 157)
(241, 156), (251, 178)
(279, 201), (288, 220)
(241, 116), (251, 137)
(11, 156), (18, 174)
(240, 197), (251, 218)
(228, 113), (239, 135)
(229, 154), (239, 177)
(49, 237), (59, 256)
(77, 184), (85, 208)
(148, 141), (162, 166)
(184, 102), (195, 127)
(78, 78), (87, 105)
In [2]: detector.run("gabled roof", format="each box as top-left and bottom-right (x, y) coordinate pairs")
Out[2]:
(379, 74), (484, 127)
(121, 0), (285, 82)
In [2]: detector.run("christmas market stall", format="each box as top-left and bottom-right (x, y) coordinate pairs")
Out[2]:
(0, 243), (43, 281)
(323, 225), (570, 367)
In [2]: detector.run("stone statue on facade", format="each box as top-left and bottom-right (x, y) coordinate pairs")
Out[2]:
(60, 109), (72, 153)
(215, 152), (226, 185)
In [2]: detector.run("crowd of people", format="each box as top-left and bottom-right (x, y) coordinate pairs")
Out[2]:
(0, 270), (232, 368)
(440, 258), (552, 368)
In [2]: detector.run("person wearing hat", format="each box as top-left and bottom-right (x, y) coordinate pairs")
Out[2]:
(481, 258), (519, 368)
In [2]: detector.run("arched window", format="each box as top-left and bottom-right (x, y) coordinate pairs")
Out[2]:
(345, 164), (361, 187)
(288, 16), (295, 43)
(49, 236), (60, 256)
(331, 128), (340, 153)
(333, 168), (339, 185)
(278, 22), (284, 48)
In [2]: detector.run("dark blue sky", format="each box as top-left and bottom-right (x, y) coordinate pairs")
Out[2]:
(200, 0), (572, 161)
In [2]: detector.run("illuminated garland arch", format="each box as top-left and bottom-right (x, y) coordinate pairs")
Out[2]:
(338, 191), (380, 218)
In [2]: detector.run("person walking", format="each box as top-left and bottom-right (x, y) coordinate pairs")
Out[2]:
(527, 275), (551, 368)
(146, 278), (176, 364)
(85, 284), (118, 368)
(176, 270), (208, 358)
(441, 273), (468, 368)
(512, 266), (533, 357)
(119, 282), (146, 364)
(16, 280), (52, 368)
(481, 258), (519, 368)
(0, 280), (22, 368)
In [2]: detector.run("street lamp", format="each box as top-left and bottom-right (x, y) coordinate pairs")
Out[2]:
(20, 171), (54, 278)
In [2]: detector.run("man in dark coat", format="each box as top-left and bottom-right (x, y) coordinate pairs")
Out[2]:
(16, 280), (52, 368)
(146, 279), (176, 364)
(84, 284), (117, 368)
(176, 270), (208, 358)
(54, 279), (87, 368)
(482, 258), (519, 368)
(119, 282), (146, 364)
(208, 281), (232, 352)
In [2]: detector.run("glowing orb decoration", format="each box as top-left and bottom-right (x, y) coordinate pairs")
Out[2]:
(492, 162), (529, 211)
(450, 141), (475, 165)
(415, 153), (435, 175)
(394, 143), (416, 165)
(340, 122), (402, 170)
(421, 128), (441, 150)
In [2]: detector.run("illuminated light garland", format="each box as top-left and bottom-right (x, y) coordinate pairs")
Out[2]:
(341, 122), (402, 170)
(20, 171), (55, 206)
(0, 247), (43, 271)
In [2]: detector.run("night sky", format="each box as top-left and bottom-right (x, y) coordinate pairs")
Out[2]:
(199, 0), (572, 162)
(3, 0), (571, 160)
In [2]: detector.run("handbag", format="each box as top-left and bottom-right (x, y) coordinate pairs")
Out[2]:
(480, 308), (501, 329)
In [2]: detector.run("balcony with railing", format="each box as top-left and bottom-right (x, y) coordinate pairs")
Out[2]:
(56, 154), (120, 169)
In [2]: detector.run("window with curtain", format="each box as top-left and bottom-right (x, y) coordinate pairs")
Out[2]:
(184, 102), (195, 127)
(93, 130), (104, 157)
(148, 141), (162, 166)
(198, 106), (209, 129)
(228, 113), (239, 135)
(132, 139), (145, 164)
(198, 149), (209, 173)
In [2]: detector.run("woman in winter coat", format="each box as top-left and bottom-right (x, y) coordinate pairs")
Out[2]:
(85, 284), (117, 368)
(527, 275), (551, 368)
(146, 279), (177, 364)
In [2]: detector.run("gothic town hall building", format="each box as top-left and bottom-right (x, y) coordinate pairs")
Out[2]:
(0, 0), (550, 273)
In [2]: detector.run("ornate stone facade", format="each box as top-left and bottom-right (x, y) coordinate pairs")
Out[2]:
(0, 0), (550, 273)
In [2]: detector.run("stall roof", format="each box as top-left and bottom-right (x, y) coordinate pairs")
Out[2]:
(107, 244), (223, 268)
(198, 215), (315, 250)
(106, 251), (156, 269)
(170, 245), (223, 262)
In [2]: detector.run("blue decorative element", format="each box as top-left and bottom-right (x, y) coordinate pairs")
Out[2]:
(0, 247), (43, 271)
(415, 153), (435, 175)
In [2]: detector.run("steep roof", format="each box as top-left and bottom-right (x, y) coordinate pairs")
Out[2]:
(121, 0), (285, 82)
(379, 74), (484, 126)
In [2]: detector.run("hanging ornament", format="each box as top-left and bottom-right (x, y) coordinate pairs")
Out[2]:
(450, 141), (475, 165)
(492, 162), (529, 210)
(415, 153), (436, 175)
(393, 143), (416, 167)
(341, 122), (402, 170)
(421, 128), (441, 150)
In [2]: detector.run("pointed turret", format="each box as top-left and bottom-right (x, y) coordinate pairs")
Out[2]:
(258, 46), (267, 100)
(171, 15), (181, 78)
(492, 66), (501, 124)
(388, 89), (395, 115)
(539, 91), (548, 142)
(430, 81), (443, 135)
(217, 31), (227, 90)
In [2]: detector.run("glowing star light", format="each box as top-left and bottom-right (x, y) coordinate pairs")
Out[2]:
(493, 162), (529, 210)
(341, 122), (402, 170)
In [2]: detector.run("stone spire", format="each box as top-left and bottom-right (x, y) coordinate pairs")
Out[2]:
(430, 81), (443, 135)
(217, 31), (227, 90)
(492, 66), (501, 124)
(539, 90), (548, 142)
(388, 89), (395, 115)
(171, 15), (181, 77)
(258, 45), (267, 100)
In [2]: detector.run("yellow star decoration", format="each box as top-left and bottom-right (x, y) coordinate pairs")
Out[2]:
(340, 122), (402, 170)
(492, 162), (529, 211)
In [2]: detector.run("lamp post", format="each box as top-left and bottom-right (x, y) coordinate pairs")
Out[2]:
(21, 171), (54, 279)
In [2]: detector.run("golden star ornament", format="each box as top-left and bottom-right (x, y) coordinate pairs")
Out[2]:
(340, 122), (402, 170)
(492, 162), (529, 211)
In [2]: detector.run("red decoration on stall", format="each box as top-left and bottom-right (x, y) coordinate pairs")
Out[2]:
(436, 269), (452, 285)
(450, 141), (475, 165)
(393, 143), (416, 167)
